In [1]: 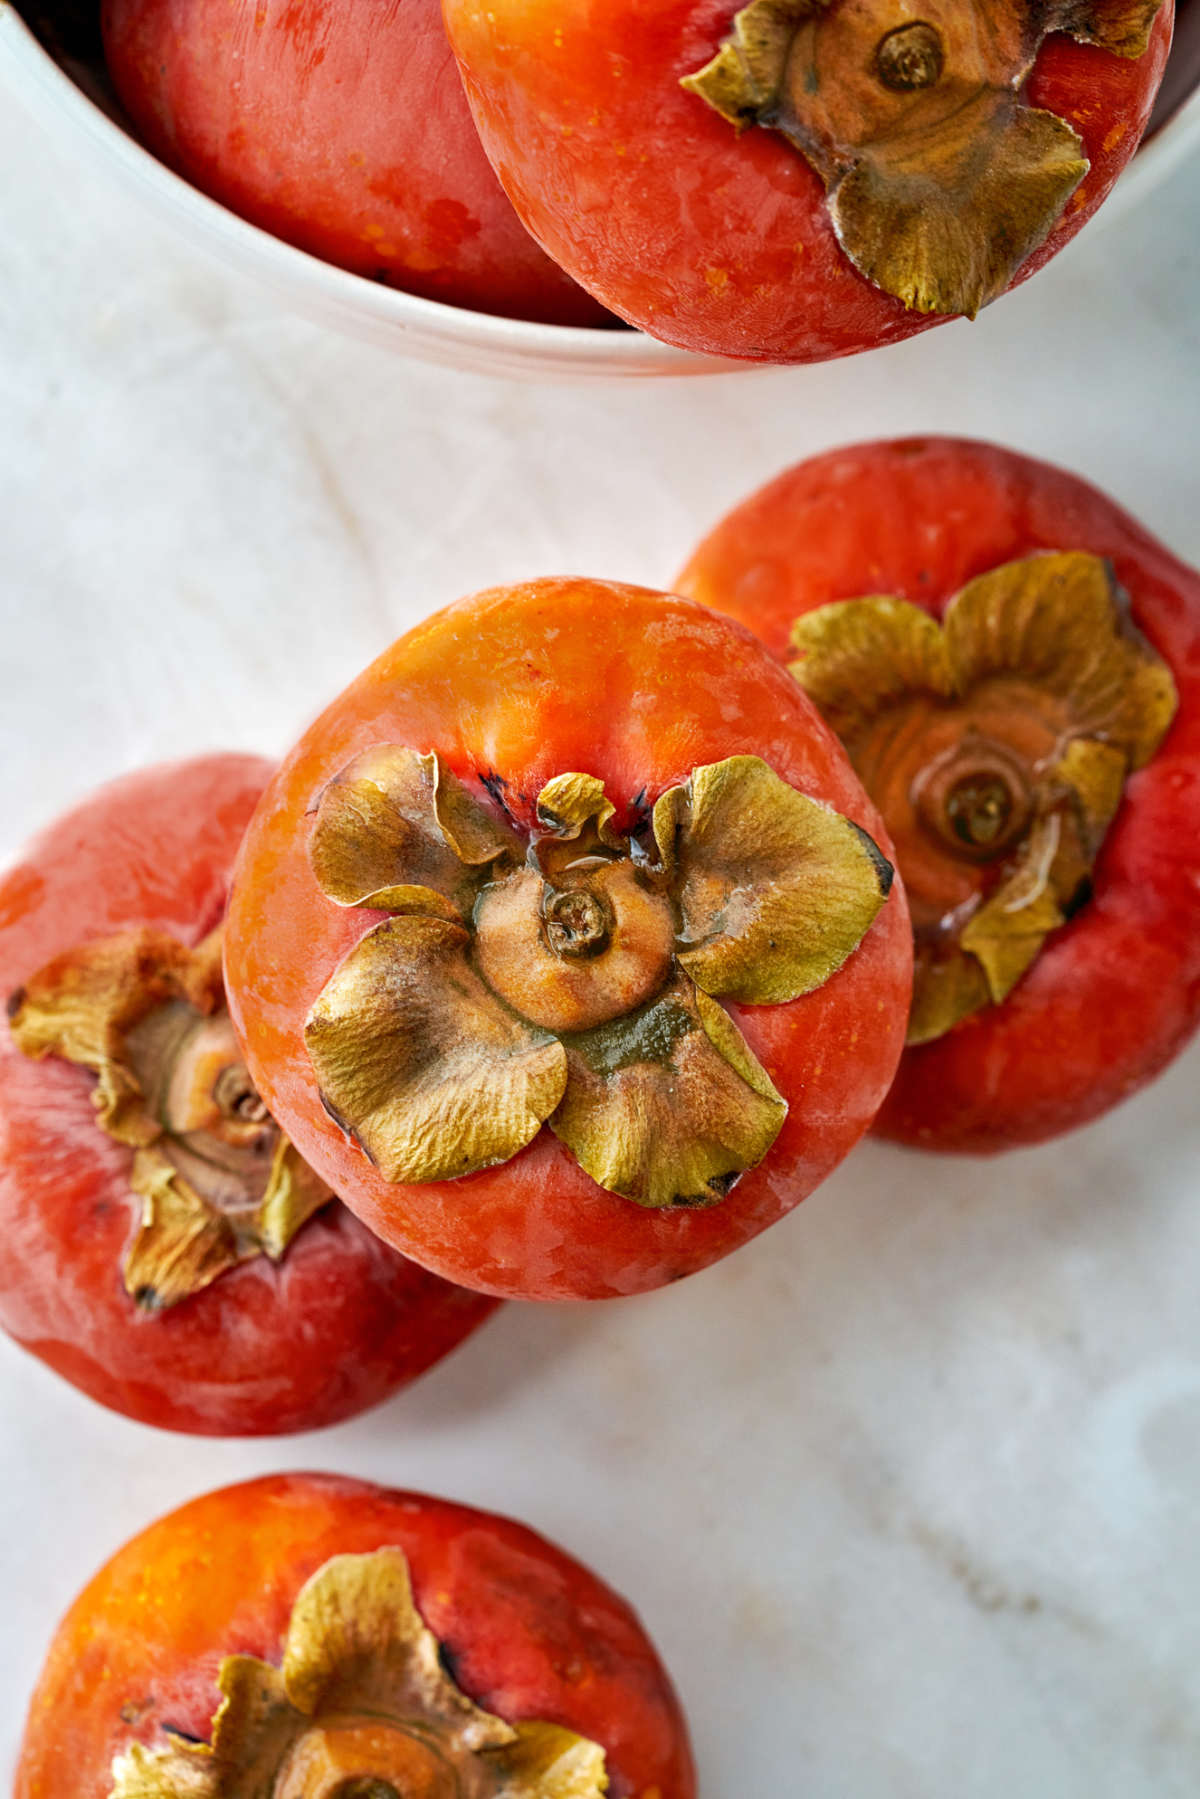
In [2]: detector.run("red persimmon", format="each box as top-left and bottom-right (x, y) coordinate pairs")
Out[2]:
(0, 755), (496, 1435)
(442, 0), (1173, 362)
(224, 580), (912, 1301)
(100, 0), (610, 326)
(16, 1471), (696, 1799)
(677, 437), (1200, 1151)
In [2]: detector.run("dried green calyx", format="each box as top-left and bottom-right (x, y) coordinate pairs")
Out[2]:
(682, 0), (1166, 317)
(109, 1546), (608, 1799)
(787, 550), (1178, 1044)
(304, 748), (893, 1210)
(8, 926), (331, 1308)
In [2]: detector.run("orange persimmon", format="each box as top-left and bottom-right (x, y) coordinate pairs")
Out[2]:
(225, 580), (912, 1300)
(16, 1472), (696, 1799)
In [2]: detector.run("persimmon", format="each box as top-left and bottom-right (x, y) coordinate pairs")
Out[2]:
(101, 0), (611, 326)
(442, 0), (1173, 361)
(677, 437), (1200, 1150)
(16, 1472), (696, 1799)
(225, 580), (912, 1301)
(0, 755), (496, 1435)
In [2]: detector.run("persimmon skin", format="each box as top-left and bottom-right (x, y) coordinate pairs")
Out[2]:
(100, 0), (610, 327)
(441, 0), (1173, 362)
(225, 581), (912, 1302)
(677, 438), (1200, 1152)
(0, 756), (496, 1435)
(16, 1472), (696, 1799)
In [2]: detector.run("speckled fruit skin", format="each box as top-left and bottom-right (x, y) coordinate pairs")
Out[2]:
(224, 581), (913, 1302)
(677, 437), (1200, 1152)
(100, 0), (611, 326)
(16, 1472), (696, 1799)
(0, 756), (496, 1435)
(441, 0), (1173, 362)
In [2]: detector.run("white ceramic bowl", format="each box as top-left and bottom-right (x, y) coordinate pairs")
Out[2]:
(3, 3), (1198, 382)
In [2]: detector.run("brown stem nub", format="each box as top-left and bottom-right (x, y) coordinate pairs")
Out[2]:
(275, 1722), (457, 1799)
(876, 22), (945, 92)
(945, 772), (1019, 852)
(543, 887), (613, 959)
(914, 741), (1033, 864)
(213, 1060), (271, 1124)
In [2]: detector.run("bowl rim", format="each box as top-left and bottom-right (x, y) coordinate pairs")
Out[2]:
(3, 3), (1198, 376)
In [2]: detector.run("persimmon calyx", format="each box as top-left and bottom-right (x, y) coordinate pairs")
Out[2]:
(682, 0), (1165, 317)
(788, 550), (1178, 1044)
(8, 926), (331, 1309)
(108, 1546), (609, 1799)
(304, 748), (892, 1208)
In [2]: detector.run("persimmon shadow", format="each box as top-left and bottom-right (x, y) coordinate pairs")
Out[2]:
(368, 1289), (610, 1435)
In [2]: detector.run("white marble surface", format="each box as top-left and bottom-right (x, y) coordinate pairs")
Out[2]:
(3, 68), (1200, 1799)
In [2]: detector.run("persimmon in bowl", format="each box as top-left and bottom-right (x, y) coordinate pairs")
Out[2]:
(444, 0), (1177, 362)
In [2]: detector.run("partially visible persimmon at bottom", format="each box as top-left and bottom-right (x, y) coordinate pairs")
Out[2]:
(16, 1473), (696, 1799)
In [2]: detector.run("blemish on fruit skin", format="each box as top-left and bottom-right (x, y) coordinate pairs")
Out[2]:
(0, 867), (45, 932)
(119, 1696), (155, 1727)
(705, 266), (729, 292)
